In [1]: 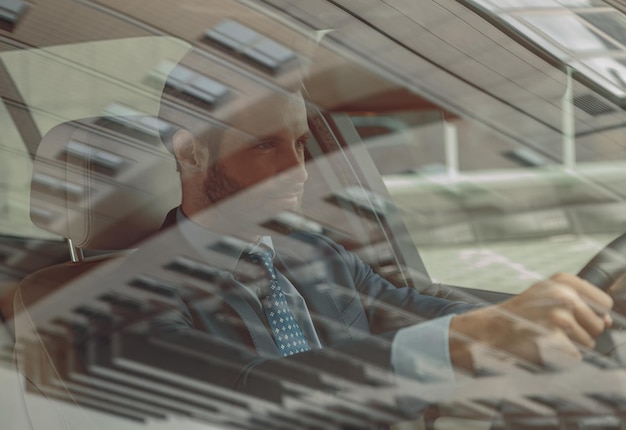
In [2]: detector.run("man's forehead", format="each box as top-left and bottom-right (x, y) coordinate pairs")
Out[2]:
(223, 91), (308, 138)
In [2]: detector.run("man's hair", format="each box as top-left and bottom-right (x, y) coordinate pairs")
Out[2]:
(156, 51), (308, 173)
(157, 83), (225, 171)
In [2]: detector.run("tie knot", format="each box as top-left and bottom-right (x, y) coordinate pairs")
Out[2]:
(245, 248), (273, 265)
(244, 248), (277, 285)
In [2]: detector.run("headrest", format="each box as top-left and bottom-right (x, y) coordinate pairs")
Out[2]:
(30, 117), (181, 250)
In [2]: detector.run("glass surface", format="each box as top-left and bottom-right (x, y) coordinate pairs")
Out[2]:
(523, 12), (617, 52)
(0, 0), (25, 22)
(473, 0), (606, 11)
(577, 56), (626, 91)
(580, 11), (626, 47)
(473, 0), (562, 10)
(2, 1), (626, 430)
(465, 0), (626, 98)
(211, 19), (260, 46)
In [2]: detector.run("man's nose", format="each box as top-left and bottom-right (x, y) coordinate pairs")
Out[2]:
(276, 147), (308, 183)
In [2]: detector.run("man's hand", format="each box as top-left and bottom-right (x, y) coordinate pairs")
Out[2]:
(606, 273), (626, 319)
(449, 273), (614, 372)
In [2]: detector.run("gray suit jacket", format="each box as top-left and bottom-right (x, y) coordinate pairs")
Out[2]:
(151, 209), (476, 406)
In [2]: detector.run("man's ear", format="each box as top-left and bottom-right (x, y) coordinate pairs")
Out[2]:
(172, 129), (203, 172)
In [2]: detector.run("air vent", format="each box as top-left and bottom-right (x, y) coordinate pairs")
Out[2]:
(0, 0), (27, 31)
(30, 206), (58, 225)
(165, 256), (221, 284)
(327, 187), (389, 219)
(503, 147), (549, 167)
(128, 276), (177, 297)
(102, 103), (175, 139)
(31, 173), (85, 203)
(204, 20), (297, 74)
(573, 94), (616, 116)
(64, 139), (126, 176)
(149, 61), (232, 110)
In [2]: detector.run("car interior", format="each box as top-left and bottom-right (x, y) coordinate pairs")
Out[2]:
(3, 1), (626, 430)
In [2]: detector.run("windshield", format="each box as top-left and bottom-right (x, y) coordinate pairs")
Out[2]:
(3, 2), (626, 430)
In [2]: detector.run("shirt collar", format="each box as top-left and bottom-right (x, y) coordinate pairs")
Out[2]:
(175, 207), (275, 274)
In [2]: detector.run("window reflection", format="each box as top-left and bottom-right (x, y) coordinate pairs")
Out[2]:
(150, 61), (232, 109)
(523, 12), (617, 53)
(204, 20), (298, 74)
(580, 11), (626, 47)
(0, 0), (27, 30)
(103, 103), (175, 138)
(463, 0), (626, 97)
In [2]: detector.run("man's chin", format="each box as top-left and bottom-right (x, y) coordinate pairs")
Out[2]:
(273, 195), (301, 212)
(205, 191), (302, 229)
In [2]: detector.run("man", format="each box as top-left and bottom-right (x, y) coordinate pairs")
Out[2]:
(153, 77), (614, 416)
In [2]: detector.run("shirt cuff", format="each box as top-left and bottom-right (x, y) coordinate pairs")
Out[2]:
(391, 314), (457, 410)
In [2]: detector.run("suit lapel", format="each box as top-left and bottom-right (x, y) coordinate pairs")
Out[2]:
(219, 286), (280, 357)
(275, 241), (357, 346)
(163, 218), (280, 357)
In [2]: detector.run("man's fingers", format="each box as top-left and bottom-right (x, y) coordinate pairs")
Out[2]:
(569, 293), (610, 338)
(531, 274), (613, 347)
(550, 308), (596, 348)
(537, 331), (583, 369)
(548, 273), (613, 333)
(467, 273), (616, 368)
(550, 272), (614, 313)
(602, 313), (613, 328)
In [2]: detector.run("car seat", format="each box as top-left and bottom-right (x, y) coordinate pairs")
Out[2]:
(10, 116), (180, 429)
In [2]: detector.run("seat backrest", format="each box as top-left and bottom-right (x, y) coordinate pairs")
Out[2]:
(13, 116), (180, 316)
(29, 117), (181, 251)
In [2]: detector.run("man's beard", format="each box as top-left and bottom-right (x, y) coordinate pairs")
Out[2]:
(202, 161), (243, 206)
(202, 162), (303, 234)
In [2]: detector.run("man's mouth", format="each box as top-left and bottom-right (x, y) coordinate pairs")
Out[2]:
(272, 185), (304, 200)
(273, 193), (301, 202)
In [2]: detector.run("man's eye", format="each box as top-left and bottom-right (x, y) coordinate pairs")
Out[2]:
(296, 138), (308, 150)
(255, 141), (275, 150)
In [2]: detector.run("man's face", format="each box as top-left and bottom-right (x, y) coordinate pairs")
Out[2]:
(201, 92), (310, 224)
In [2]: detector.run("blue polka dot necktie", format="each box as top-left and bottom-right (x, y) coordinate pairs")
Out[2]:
(249, 250), (311, 356)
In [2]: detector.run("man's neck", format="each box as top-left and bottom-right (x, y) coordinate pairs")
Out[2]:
(180, 204), (261, 243)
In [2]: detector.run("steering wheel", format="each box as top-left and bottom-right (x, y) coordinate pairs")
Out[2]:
(577, 232), (626, 356)
(578, 232), (626, 292)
